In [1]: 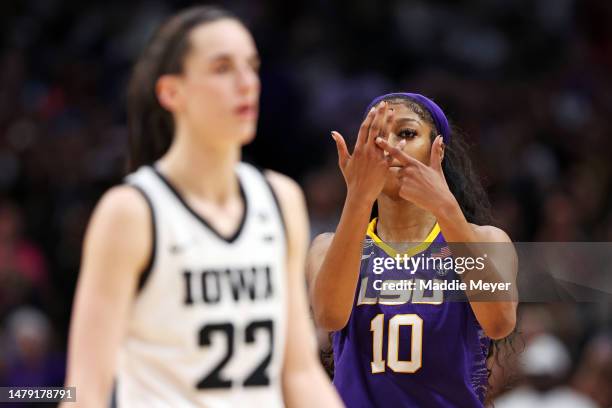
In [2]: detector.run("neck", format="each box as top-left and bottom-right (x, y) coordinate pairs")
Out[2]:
(376, 194), (437, 243)
(157, 125), (241, 204)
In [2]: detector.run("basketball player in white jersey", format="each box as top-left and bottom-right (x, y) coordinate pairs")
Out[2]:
(62, 6), (343, 408)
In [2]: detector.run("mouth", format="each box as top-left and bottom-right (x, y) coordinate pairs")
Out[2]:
(234, 103), (258, 120)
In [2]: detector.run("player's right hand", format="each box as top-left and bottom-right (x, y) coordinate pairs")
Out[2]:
(331, 101), (393, 205)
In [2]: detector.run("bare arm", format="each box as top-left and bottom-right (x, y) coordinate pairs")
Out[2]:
(307, 196), (372, 331)
(266, 171), (343, 408)
(308, 102), (394, 331)
(377, 135), (517, 339)
(61, 186), (151, 408)
(436, 204), (518, 339)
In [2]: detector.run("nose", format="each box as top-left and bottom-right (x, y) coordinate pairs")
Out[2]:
(387, 133), (402, 147)
(236, 65), (260, 96)
(387, 135), (407, 154)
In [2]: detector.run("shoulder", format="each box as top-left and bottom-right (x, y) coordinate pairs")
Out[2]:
(470, 224), (512, 243)
(263, 170), (309, 254)
(469, 224), (517, 273)
(76, 185), (154, 316)
(93, 185), (151, 228)
(310, 232), (335, 253)
(305, 232), (335, 284)
(263, 169), (304, 206)
(84, 185), (152, 270)
(263, 170), (307, 227)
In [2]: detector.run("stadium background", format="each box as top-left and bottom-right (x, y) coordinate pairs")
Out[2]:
(0, 0), (611, 406)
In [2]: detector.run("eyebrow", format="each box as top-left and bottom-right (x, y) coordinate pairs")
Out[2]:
(395, 117), (421, 125)
(208, 53), (232, 63)
(208, 52), (260, 63)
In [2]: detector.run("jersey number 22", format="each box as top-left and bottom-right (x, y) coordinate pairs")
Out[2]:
(198, 320), (274, 388)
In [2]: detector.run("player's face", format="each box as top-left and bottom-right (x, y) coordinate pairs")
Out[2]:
(381, 102), (435, 198)
(174, 19), (260, 147)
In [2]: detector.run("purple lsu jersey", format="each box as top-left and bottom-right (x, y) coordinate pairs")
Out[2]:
(332, 218), (490, 408)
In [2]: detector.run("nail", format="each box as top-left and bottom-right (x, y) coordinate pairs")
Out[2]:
(376, 137), (382, 144)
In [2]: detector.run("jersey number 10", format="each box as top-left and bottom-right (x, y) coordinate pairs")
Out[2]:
(370, 314), (423, 374)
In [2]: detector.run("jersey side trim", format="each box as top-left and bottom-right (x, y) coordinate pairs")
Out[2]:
(260, 170), (287, 240)
(129, 184), (157, 294)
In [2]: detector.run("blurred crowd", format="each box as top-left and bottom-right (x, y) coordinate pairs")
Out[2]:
(0, 0), (611, 406)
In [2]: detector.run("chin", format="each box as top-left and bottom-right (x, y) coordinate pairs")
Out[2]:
(240, 122), (257, 143)
(223, 120), (257, 146)
(381, 178), (402, 200)
(240, 132), (256, 146)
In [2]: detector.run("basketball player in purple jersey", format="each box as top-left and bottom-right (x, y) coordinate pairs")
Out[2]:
(307, 93), (518, 407)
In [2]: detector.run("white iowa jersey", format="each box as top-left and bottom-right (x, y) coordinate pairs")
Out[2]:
(118, 162), (287, 408)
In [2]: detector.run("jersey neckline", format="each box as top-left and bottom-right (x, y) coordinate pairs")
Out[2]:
(366, 217), (441, 258)
(151, 165), (248, 244)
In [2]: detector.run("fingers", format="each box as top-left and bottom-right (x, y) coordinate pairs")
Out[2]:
(375, 137), (420, 167)
(378, 104), (394, 145)
(355, 106), (377, 148)
(384, 138), (395, 164)
(429, 135), (444, 173)
(331, 131), (350, 170)
(367, 101), (388, 145)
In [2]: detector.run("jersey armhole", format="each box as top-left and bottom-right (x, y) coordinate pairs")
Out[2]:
(264, 178), (287, 235)
(129, 184), (157, 294)
(253, 167), (287, 241)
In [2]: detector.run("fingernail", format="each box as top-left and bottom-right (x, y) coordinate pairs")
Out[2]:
(376, 137), (382, 144)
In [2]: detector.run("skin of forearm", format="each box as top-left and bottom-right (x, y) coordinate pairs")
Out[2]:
(433, 196), (517, 338)
(311, 193), (373, 330)
(432, 195), (477, 242)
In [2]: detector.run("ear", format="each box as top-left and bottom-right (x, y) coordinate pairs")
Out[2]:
(429, 135), (446, 173)
(155, 74), (182, 112)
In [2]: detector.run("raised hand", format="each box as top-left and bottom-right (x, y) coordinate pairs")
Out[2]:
(375, 135), (455, 212)
(331, 101), (394, 205)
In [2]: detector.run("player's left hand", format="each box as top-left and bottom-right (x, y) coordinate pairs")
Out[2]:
(375, 135), (455, 212)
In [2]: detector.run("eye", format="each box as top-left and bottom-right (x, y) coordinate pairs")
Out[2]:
(213, 61), (232, 74)
(249, 58), (261, 73)
(397, 129), (417, 139)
